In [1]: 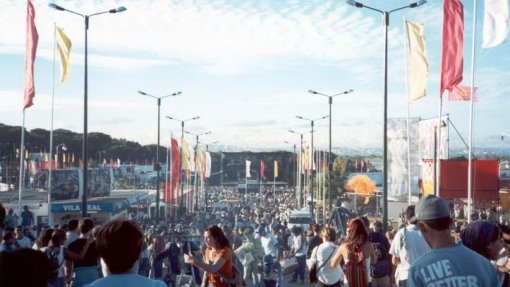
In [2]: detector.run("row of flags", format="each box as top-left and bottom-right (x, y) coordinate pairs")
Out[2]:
(245, 160), (279, 179)
(406, 0), (509, 103)
(165, 136), (212, 203)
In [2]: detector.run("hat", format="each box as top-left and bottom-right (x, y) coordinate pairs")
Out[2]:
(413, 195), (450, 221)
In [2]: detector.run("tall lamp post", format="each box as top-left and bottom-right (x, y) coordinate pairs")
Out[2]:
(309, 89), (353, 213)
(346, 0), (427, 231)
(185, 130), (211, 211)
(166, 115), (200, 213)
(284, 140), (297, 206)
(295, 114), (328, 220)
(49, 3), (127, 217)
(289, 130), (306, 209)
(138, 90), (182, 222)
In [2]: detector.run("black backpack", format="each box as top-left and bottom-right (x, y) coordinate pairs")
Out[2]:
(46, 247), (63, 281)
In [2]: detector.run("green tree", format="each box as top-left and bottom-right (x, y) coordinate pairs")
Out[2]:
(332, 156), (349, 200)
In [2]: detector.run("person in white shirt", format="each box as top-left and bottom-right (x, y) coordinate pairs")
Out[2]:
(258, 225), (279, 259)
(389, 205), (431, 287)
(15, 226), (32, 248)
(289, 226), (307, 284)
(65, 219), (80, 248)
(307, 227), (343, 286)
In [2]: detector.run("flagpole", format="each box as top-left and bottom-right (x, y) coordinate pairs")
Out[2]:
(47, 23), (57, 226)
(273, 162), (276, 199)
(403, 16), (413, 205)
(467, 0), (479, 224)
(165, 142), (170, 212)
(18, 111), (27, 218)
(259, 162), (262, 206)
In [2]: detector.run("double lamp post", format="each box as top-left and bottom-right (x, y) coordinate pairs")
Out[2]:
(138, 90), (182, 222)
(345, 0), (427, 230)
(49, 3), (127, 217)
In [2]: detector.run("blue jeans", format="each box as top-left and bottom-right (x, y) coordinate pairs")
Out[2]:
(292, 255), (306, 281)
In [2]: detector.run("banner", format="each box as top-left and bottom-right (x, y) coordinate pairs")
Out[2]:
(406, 20), (429, 101)
(245, 160), (251, 178)
(440, 0), (464, 97)
(387, 118), (420, 198)
(23, 0), (39, 109)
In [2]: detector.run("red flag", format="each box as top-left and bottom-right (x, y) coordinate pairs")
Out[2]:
(448, 85), (478, 102)
(440, 0), (464, 97)
(24, 0), (39, 109)
(260, 161), (266, 179)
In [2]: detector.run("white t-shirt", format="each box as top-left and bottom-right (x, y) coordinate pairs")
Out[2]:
(260, 233), (278, 258)
(389, 224), (431, 282)
(83, 274), (166, 287)
(307, 241), (343, 285)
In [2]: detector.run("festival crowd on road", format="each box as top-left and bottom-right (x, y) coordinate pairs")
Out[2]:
(1, 186), (510, 287)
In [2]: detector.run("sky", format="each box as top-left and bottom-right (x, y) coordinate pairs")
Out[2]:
(1, 0), (509, 153)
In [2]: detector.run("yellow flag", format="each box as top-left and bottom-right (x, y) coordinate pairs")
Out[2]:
(181, 138), (190, 170)
(406, 20), (428, 101)
(274, 160), (278, 178)
(56, 26), (72, 82)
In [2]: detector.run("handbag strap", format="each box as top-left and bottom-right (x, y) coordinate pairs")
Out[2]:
(317, 245), (337, 272)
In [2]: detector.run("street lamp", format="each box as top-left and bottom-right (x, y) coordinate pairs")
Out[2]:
(284, 140), (298, 206)
(345, 0), (426, 231)
(309, 89), (353, 212)
(138, 90), (181, 222)
(205, 141), (219, 152)
(289, 130), (306, 208)
(185, 130), (211, 211)
(166, 115), (200, 213)
(296, 115), (328, 221)
(49, 3), (127, 217)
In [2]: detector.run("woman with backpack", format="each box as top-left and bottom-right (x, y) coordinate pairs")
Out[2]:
(234, 227), (263, 287)
(308, 227), (343, 287)
(330, 218), (376, 287)
(44, 229), (92, 287)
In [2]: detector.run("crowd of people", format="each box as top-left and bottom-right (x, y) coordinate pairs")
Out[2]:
(1, 187), (510, 287)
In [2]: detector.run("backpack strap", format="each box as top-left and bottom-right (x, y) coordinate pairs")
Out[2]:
(317, 246), (337, 272)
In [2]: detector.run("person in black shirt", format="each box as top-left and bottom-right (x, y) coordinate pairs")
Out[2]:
(307, 224), (323, 259)
(66, 218), (99, 287)
(155, 236), (201, 286)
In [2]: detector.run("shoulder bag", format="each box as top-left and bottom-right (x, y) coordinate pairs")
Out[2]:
(309, 245), (337, 284)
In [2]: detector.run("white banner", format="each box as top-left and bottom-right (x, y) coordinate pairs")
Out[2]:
(387, 118), (420, 199)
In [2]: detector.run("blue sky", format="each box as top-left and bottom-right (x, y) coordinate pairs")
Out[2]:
(1, 0), (509, 152)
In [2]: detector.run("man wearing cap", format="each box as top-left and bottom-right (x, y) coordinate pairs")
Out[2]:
(408, 195), (505, 286)
(389, 205), (430, 287)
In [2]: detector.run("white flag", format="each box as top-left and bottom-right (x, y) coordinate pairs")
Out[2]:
(406, 20), (429, 101)
(205, 152), (211, 178)
(246, 160), (251, 178)
(483, 0), (510, 48)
